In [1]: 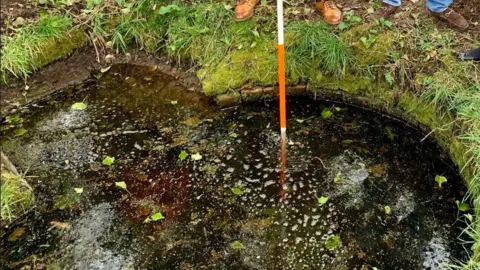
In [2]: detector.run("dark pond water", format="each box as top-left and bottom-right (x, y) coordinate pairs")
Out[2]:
(1, 65), (471, 269)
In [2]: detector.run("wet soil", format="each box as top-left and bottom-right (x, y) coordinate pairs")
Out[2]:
(1, 64), (472, 270)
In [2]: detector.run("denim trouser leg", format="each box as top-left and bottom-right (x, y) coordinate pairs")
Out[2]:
(383, 0), (402, 7)
(426, 0), (452, 12)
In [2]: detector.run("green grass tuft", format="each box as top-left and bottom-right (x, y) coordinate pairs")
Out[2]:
(1, 170), (33, 224)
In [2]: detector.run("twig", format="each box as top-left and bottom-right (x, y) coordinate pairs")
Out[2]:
(1, 151), (19, 176)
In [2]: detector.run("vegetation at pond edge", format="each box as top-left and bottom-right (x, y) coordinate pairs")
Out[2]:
(1, 0), (479, 269)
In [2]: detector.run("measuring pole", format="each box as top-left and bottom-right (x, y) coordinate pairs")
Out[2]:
(277, 0), (287, 197)
(277, 0), (287, 137)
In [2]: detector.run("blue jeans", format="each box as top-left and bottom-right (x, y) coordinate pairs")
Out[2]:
(383, 0), (452, 12)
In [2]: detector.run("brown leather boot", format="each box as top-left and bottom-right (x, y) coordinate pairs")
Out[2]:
(371, 2), (398, 19)
(432, 8), (469, 30)
(234, 0), (260, 22)
(315, 0), (342, 25)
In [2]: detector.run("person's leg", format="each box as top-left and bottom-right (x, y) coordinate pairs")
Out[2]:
(372, 0), (401, 19)
(427, 0), (468, 30)
(426, 0), (452, 12)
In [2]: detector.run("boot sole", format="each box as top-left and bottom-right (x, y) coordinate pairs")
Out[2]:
(234, 12), (254, 22)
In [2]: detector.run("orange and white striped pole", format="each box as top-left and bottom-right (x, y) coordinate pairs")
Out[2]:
(277, 0), (287, 196)
(277, 0), (287, 137)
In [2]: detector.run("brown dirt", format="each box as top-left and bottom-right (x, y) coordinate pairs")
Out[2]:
(0, 0), (39, 35)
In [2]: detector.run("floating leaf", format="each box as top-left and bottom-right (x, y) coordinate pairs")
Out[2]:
(50, 221), (71, 230)
(325, 235), (342, 250)
(317, 196), (329, 205)
(296, 119), (305, 124)
(384, 206), (392, 215)
(456, 200), (469, 212)
(231, 187), (244, 195)
(14, 128), (28, 136)
(170, 100), (178, 105)
(102, 156), (115, 166)
(335, 107), (341, 111)
(191, 153), (202, 161)
(230, 133), (238, 138)
(179, 150), (188, 161)
(74, 188), (84, 194)
(230, 240), (245, 249)
(334, 173), (344, 184)
(115, 181), (127, 190)
(151, 212), (165, 221)
(71, 102), (87, 110)
(385, 126), (397, 140)
(321, 109), (333, 119)
(100, 66), (111, 73)
(435, 175), (447, 188)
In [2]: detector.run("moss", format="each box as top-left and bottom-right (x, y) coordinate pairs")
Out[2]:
(32, 28), (87, 69)
(340, 24), (394, 66)
(310, 72), (374, 94)
(199, 39), (277, 95)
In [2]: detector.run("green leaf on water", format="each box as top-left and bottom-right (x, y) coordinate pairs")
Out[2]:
(151, 212), (165, 221)
(325, 235), (342, 250)
(71, 102), (87, 110)
(384, 206), (392, 215)
(456, 200), (469, 212)
(296, 119), (305, 124)
(14, 128), (28, 136)
(230, 132), (238, 138)
(435, 175), (447, 188)
(103, 156), (115, 166)
(179, 150), (188, 161)
(335, 107), (341, 111)
(115, 181), (127, 190)
(170, 100), (178, 105)
(231, 187), (244, 195)
(230, 240), (245, 249)
(321, 109), (333, 119)
(74, 188), (84, 194)
(317, 196), (329, 205)
(191, 153), (202, 161)
(100, 66), (111, 73)
(385, 126), (397, 140)
(334, 173), (344, 184)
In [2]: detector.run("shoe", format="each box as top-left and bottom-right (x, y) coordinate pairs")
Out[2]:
(315, 0), (342, 25)
(458, 47), (480, 61)
(234, 0), (260, 22)
(371, 2), (398, 19)
(431, 8), (469, 30)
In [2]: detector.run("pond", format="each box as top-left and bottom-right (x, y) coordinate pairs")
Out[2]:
(1, 64), (471, 269)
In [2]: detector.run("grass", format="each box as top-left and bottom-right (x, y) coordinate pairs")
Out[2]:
(1, 170), (33, 224)
(286, 21), (354, 78)
(1, 14), (72, 80)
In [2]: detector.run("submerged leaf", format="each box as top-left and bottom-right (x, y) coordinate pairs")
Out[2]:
(317, 196), (329, 205)
(50, 221), (71, 230)
(325, 235), (342, 250)
(14, 128), (28, 136)
(384, 206), (392, 215)
(170, 100), (178, 105)
(231, 187), (244, 195)
(435, 175), (447, 188)
(191, 153), (202, 161)
(230, 132), (238, 138)
(151, 212), (165, 221)
(230, 240), (245, 249)
(100, 66), (111, 73)
(296, 119), (305, 124)
(115, 181), (127, 190)
(71, 102), (87, 110)
(179, 150), (189, 161)
(321, 109), (333, 119)
(74, 188), (84, 194)
(102, 156), (115, 166)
